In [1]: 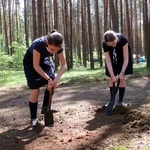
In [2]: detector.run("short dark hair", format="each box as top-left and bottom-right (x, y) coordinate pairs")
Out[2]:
(47, 29), (63, 47)
(104, 30), (117, 42)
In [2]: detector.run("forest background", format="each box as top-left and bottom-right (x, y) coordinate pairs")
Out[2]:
(0, 0), (150, 75)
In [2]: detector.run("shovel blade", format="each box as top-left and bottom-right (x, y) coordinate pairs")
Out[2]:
(105, 100), (115, 115)
(44, 111), (54, 127)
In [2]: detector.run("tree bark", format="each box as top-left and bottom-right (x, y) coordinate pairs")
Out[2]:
(95, 0), (103, 67)
(104, 0), (108, 32)
(37, 0), (43, 37)
(2, 0), (9, 54)
(109, 0), (119, 32)
(87, 0), (94, 69)
(81, 0), (87, 67)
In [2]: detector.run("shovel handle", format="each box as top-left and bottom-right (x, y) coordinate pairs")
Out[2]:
(115, 79), (120, 94)
(113, 79), (120, 94)
(48, 88), (54, 108)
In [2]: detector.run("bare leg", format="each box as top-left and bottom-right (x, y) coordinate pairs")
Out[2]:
(109, 77), (126, 102)
(29, 89), (40, 103)
(109, 77), (126, 86)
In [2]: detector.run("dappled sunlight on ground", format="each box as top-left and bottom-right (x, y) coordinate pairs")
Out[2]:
(0, 77), (150, 150)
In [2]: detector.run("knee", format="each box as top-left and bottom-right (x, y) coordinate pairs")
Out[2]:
(29, 89), (39, 102)
(120, 79), (126, 87)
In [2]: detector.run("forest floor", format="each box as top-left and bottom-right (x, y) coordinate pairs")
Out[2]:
(0, 76), (150, 150)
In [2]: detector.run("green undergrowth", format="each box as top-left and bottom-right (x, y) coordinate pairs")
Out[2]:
(0, 63), (149, 88)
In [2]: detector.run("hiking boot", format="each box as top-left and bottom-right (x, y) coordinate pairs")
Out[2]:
(30, 118), (38, 127)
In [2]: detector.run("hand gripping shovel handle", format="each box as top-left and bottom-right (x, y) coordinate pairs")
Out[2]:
(44, 88), (54, 127)
(105, 79), (120, 115)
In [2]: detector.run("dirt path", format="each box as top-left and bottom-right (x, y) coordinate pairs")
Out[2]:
(0, 76), (150, 150)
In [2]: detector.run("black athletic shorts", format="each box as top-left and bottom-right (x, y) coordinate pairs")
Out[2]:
(23, 58), (55, 89)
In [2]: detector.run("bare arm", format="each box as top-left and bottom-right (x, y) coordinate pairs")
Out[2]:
(105, 52), (115, 77)
(54, 52), (67, 82)
(48, 52), (67, 90)
(33, 49), (50, 81)
(119, 43), (129, 79)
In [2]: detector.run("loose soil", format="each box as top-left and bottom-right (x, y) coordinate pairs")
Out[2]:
(0, 76), (150, 150)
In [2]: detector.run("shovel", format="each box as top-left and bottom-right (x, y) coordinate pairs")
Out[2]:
(44, 89), (54, 127)
(105, 79), (120, 115)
